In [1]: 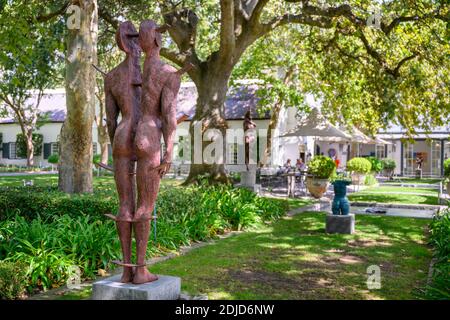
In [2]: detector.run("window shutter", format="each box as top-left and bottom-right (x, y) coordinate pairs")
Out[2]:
(2, 143), (10, 159)
(43, 143), (52, 159)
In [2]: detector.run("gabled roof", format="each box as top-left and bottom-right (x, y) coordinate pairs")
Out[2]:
(0, 81), (270, 124)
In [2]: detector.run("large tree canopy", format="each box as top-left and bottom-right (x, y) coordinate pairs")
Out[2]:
(1, 0), (448, 185)
(234, 1), (450, 136)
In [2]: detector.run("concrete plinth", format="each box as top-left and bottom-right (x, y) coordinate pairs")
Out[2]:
(92, 274), (181, 300)
(326, 214), (355, 234)
(240, 168), (256, 188)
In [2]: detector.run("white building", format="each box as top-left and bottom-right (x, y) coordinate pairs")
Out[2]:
(1, 84), (449, 177)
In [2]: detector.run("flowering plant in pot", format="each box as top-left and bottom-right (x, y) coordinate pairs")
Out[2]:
(346, 157), (372, 185)
(306, 156), (336, 199)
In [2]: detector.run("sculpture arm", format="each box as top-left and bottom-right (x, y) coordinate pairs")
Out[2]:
(160, 77), (179, 165)
(105, 84), (119, 145)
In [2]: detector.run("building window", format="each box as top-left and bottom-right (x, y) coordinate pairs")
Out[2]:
(51, 142), (59, 155)
(10, 142), (18, 159)
(376, 145), (386, 159)
(92, 143), (98, 155)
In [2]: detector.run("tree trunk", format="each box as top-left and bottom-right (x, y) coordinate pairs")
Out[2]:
(59, 0), (98, 193)
(25, 130), (34, 167)
(183, 67), (231, 185)
(96, 92), (110, 164)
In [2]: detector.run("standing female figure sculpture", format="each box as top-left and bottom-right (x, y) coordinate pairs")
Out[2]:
(104, 21), (142, 283)
(132, 20), (180, 284)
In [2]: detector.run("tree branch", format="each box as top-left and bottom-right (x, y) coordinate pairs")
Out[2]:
(36, 1), (70, 22)
(219, 0), (236, 62)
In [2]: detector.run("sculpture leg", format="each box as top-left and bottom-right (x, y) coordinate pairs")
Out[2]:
(116, 221), (133, 283)
(332, 198), (340, 215)
(114, 157), (135, 222)
(133, 220), (158, 284)
(113, 156), (135, 281)
(341, 197), (350, 215)
(133, 152), (160, 284)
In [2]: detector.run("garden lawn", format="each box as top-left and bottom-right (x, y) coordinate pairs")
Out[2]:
(348, 186), (440, 205)
(148, 212), (431, 300)
(0, 174), (181, 188)
(383, 178), (442, 185)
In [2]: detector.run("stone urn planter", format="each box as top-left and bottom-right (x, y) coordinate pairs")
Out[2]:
(306, 176), (330, 199)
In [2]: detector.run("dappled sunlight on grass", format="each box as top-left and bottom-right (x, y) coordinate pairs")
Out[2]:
(150, 212), (431, 300)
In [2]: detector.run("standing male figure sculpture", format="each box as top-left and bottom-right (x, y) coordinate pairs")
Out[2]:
(104, 21), (142, 283)
(243, 110), (257, 170)
(132, 20), (179, 284)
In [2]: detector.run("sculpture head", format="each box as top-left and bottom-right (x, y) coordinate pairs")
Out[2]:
(116, 21), (140, 57)
(139, 20), (169, 55)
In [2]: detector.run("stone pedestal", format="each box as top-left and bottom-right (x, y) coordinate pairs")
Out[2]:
(240, 168), (256, 188)
(326, 214), (355, 234)
(92, 274), (181, 300)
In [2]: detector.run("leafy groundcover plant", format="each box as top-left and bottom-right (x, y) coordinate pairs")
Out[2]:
(0, 183), (288, 298)
(416, 209), (450, 300)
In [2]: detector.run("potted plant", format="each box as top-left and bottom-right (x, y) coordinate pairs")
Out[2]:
(381, 158), (396, 180)
(306, 156), (336, 199)
(346, 157), (372, 185)
(444, 158), (450, 196)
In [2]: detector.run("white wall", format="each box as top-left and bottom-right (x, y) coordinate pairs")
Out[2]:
(0, 122), (99, 166)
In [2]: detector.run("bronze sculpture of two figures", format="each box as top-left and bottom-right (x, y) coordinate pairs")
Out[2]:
(103, 20), (183, 284)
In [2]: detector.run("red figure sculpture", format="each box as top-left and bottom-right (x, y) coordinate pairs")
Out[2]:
(244, 110), (257, 170)
(104, 21), (142, 283)
(132, 20), (180, 284)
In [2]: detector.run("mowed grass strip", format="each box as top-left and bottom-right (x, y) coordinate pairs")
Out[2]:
(149, 212), (431, 300)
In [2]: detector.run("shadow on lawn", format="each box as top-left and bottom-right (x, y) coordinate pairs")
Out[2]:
(152, 212), (431, 300)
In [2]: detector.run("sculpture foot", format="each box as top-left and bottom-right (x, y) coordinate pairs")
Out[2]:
(119, 267), (133, 283)
(132, 267), (158, 284)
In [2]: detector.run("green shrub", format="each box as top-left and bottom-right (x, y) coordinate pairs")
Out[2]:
(93, 154), (113, 166)
(444, 158), (450, 178)
(364, 174), (378, 186)
(47, 154), (59, 164)
(419, 209), (450, 299)
(0, 183), (290, 294)
(307, 156), (336, 179)
(0, 186), (118, 221)
(346, 157), (372, 174)
(0, 261), (27, 299)
(366, 157), (383, 173)
(381, 158), (396, 170)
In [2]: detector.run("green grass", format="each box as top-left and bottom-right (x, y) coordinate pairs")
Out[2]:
(357, 186), (439, 196)
(51, 212), (432, 300)
(348, 185), (440, 205)
(0, 174), (181, 188)
(349, 193), (438, 205)
(147, 212), (431, 300)
(384, 178), (442, 185)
